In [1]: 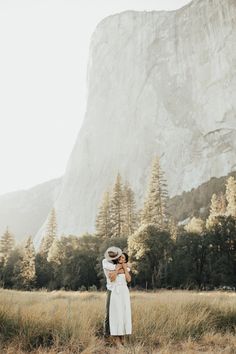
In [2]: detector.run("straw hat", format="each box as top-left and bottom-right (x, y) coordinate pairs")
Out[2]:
(104, 246), (122, 261)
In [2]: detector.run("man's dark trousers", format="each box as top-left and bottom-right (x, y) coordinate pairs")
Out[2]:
(104, 289), (112, 337)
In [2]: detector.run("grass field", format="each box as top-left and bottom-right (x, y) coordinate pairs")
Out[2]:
(1, 289), (236, 353)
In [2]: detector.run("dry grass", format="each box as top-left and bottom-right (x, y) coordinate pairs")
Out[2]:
(0, 289), (236, 353)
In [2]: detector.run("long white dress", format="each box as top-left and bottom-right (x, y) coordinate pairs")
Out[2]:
(109, 273), (132, 335)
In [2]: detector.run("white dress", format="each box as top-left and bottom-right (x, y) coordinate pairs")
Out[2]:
(109, 273), (132, 335)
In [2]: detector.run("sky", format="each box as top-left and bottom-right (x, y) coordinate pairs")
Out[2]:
(0, 0), (192, 196)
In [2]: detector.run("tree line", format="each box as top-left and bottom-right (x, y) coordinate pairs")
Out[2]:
(1, 157), (236, 291)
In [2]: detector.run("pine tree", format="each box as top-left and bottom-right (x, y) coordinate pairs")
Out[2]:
(122, 181), (137, 237)
(110, 173), (124, 238)
(95, 190), (112, 239)
(141, 156), (169, 229)
(136, 208), (142, 228)
(39, 208), (57, 257)
(47, 238), (63, 265)
(0, 227), (15, 266)
(226, 176), (236, 218)
(19, 236), (36, 289)
(168, 217), (178, 241)
(141, 199), (153, 224)
(219, 192), (227, 215)
(206, 192), (227, 229)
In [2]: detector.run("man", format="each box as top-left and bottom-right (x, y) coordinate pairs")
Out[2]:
(102, 246), (125, 339)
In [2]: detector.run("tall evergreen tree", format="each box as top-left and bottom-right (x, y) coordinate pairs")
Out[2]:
(0, 227), (15, 266)
(141, 156), (169, 229)
(39, 208), (57, 257)
(110, 173), (124, 238)
(19, 236), (36, 289)
(219, 192), (227, 215)
(141, 198), (152, 224)
(226, 176), (236, 218)
(122, 181), (137, 237)
(47, 238), (63, 265)
(168, 217), (178, 241)
(206, 193), (225, 229)
(95, 190), (112, 239)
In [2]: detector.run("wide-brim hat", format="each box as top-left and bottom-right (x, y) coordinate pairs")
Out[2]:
(104, 246), (122, 261)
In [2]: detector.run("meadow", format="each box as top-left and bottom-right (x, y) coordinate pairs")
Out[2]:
(0, 289), (236, 353)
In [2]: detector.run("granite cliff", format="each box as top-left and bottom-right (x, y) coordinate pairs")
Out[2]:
(33, 0), (236, 246)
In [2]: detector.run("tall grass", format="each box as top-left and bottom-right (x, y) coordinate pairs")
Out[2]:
(0, 289), (236, 353)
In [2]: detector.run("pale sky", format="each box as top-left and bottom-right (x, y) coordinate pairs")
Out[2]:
(0, 0), (192, 196)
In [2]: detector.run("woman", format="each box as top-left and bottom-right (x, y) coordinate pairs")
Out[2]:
(108, 252), (132, 345)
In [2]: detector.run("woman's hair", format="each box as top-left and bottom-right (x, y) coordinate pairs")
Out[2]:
(122, 252), (129, 262)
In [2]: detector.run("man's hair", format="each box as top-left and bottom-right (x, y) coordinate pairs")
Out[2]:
(112, 258), (119, 264)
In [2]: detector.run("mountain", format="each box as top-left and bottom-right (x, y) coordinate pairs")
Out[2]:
(32, 0), (235, 246)
(168, 170), (236, 223)
(0, 178), (61, 244)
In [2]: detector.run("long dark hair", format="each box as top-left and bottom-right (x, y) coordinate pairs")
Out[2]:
(122, 252), (129, 262)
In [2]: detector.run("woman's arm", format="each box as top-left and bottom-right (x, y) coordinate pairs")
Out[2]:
(122, 263), (131, 283)
(127, 262), (132, 270)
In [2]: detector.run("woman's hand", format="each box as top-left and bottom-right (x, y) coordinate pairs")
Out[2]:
(116, 264), (124, 274)
(116, 264), (123, 270)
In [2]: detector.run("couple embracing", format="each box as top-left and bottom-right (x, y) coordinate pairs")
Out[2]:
(102, 246), (132, 345)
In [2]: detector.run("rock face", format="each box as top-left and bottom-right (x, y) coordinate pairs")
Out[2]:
(0, 178), (61, 243)
(35, 0), (236, 247)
